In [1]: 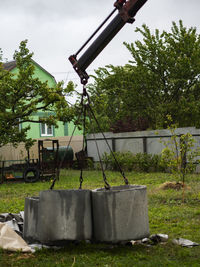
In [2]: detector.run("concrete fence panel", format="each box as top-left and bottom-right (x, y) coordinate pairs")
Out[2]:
(86, 127), (200, 161)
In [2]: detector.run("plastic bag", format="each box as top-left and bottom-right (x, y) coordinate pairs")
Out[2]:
(0, 222), (31, 252)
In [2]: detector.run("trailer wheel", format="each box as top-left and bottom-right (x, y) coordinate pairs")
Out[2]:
(24, 168), (40, 183)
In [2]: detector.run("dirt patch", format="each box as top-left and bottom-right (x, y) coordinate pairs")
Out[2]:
(159, 181), (189, 191)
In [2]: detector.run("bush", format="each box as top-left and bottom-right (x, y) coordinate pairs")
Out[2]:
(102, 151), (133, 171)
(102, 151), (165, 172)
(72, 157), (94, 170)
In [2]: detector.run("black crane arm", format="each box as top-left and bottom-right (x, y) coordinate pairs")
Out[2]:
(69, 0), (148, 85)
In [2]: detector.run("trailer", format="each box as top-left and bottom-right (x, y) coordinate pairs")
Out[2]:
(0, 139), (59, 183)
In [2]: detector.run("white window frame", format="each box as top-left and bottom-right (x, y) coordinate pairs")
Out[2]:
(40, 123), (54, 137)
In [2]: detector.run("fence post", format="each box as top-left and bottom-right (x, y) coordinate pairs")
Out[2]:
(143, 137), (147, 153)
(112, 138), (116, 152)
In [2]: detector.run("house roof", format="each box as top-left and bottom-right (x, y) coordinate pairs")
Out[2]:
(3, 60), (16, 71)
(3, 59), (56, 83)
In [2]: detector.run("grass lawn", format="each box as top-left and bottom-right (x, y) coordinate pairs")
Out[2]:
(0, 169), (200, 266)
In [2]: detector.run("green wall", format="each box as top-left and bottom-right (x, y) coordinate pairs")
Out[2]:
(12, 60), (82, 138)
(23, 118), (66, 139)
(11, 60), (56, 87)
(68, 121), (83, 136)
(24, 118), (82, 138)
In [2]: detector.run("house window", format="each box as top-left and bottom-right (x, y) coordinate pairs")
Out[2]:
(40, 123), (53, 136)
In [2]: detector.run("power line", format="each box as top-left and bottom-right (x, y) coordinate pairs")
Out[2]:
(51, 69), (96, 75)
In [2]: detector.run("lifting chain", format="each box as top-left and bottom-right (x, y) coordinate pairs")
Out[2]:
(83, 86), (129, 188)
(50, 84), (129, 190)
(78, 87), (87, 189)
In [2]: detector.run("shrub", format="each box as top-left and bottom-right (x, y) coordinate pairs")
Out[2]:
(102, 151), (164, 172)
(102, 151), (134, 171)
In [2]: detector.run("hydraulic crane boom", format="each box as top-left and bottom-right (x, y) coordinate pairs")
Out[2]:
(69, 0), (148, 85)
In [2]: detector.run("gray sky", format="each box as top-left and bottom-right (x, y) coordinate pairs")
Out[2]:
(1, 0), (200, 87)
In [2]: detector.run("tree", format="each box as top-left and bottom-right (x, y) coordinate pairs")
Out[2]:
(86, 65), (149, 133)
(85, 20), (200, 133)
(0, 40), (74, 148)
(160, 115), (200, 202)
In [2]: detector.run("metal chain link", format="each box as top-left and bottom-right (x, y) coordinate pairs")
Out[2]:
(85, 91), (129, 186)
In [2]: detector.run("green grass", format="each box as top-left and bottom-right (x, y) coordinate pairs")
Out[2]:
(0, 170), (200, 266)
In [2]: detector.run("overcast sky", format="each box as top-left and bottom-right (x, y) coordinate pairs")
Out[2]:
(1, 0), (200, 87)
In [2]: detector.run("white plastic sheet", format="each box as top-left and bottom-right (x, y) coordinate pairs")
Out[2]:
(172, 238), (199, 247)
(0, 222), (32, 252)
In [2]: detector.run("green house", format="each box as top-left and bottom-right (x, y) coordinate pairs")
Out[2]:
(3, 60), (82, 138)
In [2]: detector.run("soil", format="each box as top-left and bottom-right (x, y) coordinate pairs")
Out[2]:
(159, 181), (187, 190)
